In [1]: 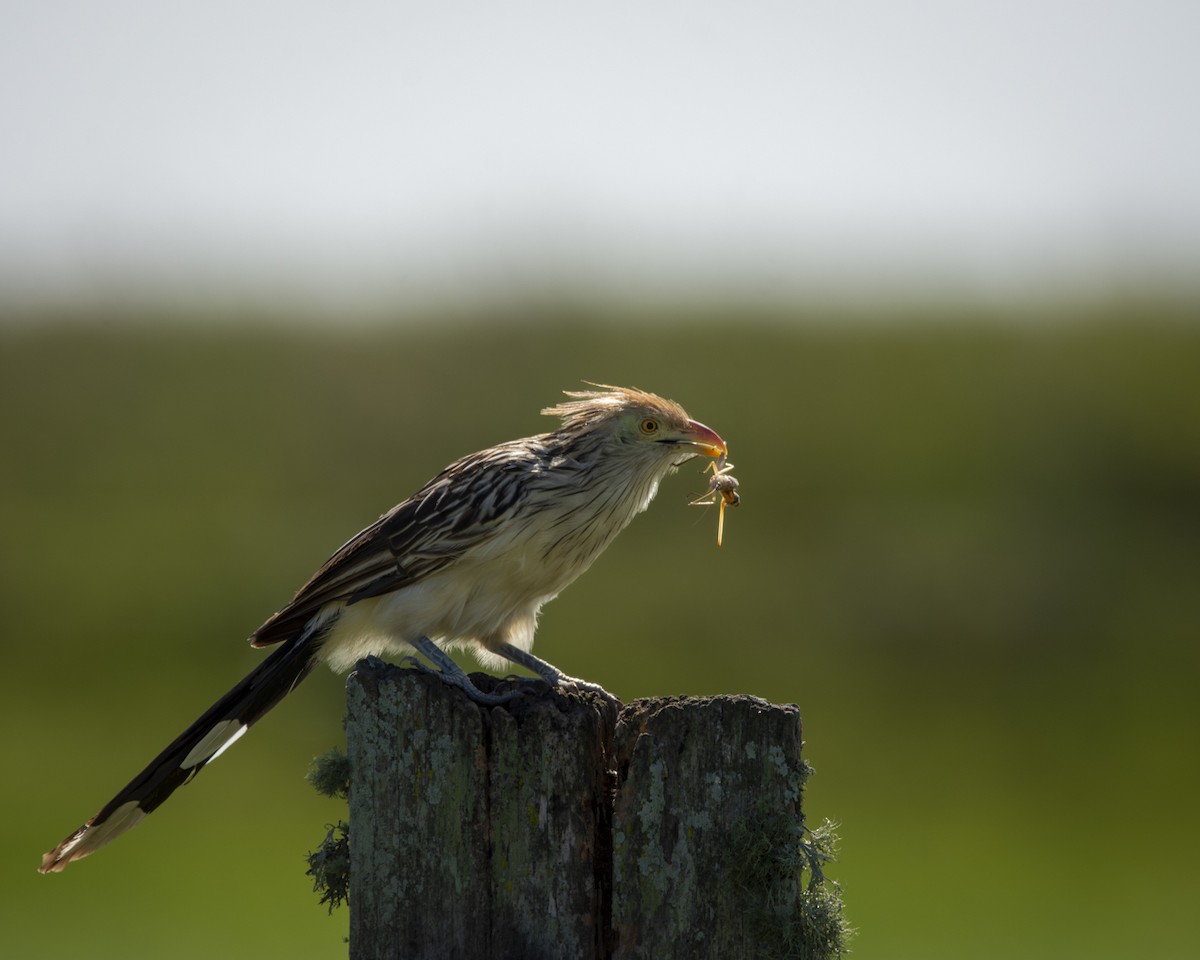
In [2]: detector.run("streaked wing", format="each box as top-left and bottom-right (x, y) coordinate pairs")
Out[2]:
(250, 444), (534, 647)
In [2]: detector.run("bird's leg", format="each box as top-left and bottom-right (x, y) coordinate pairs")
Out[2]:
(409, 637), (531, 706)
(493, 643), (620, 706)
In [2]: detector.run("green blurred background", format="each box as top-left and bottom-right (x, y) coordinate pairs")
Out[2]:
(2, 305), (1197, 958)
(5, 1), (1199, 955)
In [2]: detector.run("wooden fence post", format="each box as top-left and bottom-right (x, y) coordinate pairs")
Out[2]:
(345, 659), (835, 960)
(610, 696), (810, 959)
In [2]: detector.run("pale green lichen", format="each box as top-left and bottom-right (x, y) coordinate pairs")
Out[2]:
(307, 748), (351, 800)
(731, 811), (851, 960)
(306, 820), (350, 913)
(306, 750), (352, 912)
(768, 744), (804, 805)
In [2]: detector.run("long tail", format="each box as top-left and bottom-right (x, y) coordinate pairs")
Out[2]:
(39, 617), (333, 873)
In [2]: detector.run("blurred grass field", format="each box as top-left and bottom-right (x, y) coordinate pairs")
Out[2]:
(2, 304), (1197, 959)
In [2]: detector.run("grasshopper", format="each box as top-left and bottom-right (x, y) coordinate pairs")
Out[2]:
(690, 452), (739, 547)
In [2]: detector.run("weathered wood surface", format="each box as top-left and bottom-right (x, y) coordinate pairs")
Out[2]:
(611, 696), (807, 959)
(347, 661), (617, 960)
(346, 660), (811, 960)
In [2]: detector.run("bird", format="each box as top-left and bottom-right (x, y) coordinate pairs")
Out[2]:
(40, 383), (727, 873)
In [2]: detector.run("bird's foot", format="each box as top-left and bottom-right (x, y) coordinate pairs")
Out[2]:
(493, 643), (622, 708)
(409, 638), (534, 706)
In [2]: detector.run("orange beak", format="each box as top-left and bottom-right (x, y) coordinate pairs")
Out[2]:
(682, 419), (727, 458)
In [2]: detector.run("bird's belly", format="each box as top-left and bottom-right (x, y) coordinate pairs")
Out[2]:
(316, 558), (558, 672)
(316, 497), (635, 673)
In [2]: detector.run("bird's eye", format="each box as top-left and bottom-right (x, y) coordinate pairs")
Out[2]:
(639, 418), (659, 434)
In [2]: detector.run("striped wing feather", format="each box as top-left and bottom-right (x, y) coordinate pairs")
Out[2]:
(250, 445), (533, 648)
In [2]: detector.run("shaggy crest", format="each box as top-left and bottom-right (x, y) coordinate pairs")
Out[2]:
(542, 383), (691, 433)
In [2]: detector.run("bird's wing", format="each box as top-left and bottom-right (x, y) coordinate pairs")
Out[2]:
(250, 445), (533, 647)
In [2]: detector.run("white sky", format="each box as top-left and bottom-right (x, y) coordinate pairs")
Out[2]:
(1, 0), (1198, 306)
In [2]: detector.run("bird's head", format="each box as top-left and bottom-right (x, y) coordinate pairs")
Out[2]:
(542, 383), (726, 469)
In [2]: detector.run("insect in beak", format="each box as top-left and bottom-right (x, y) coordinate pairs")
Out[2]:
(689, 452), (740, 547)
